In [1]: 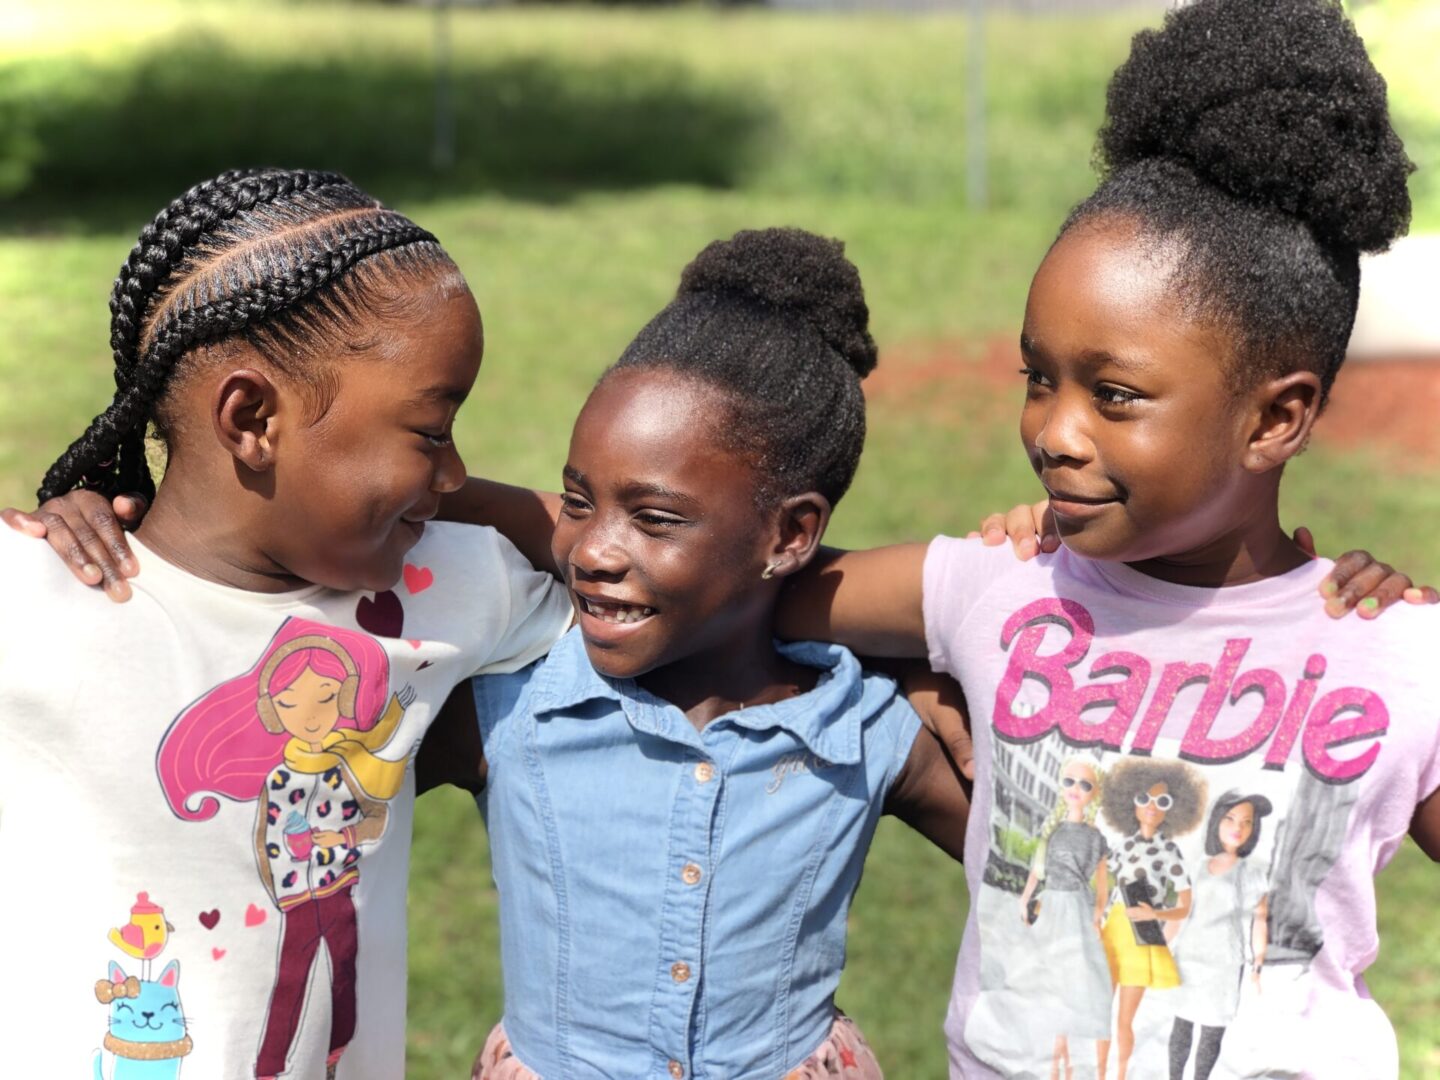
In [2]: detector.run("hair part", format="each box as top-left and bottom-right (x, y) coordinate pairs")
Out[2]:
(40, 168), (460, 503)
(606, 227), (877, 509)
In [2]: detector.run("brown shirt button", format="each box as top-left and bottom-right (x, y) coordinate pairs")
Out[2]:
(668, 1061), (685, 1079)
(681, 863), (703, 886)
(670, 961), (692, 983)
(693, 762), (715, 784)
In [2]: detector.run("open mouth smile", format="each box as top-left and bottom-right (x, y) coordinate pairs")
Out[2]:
(576, 595), (657, 625)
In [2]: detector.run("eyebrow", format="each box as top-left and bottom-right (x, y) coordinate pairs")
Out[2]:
(1019, 335), (1155, 376)
(405, 384), (469, 408)
(563, 465), (701, 508)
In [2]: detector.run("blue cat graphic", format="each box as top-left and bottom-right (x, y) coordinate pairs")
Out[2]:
(93, 960), (192, 1079)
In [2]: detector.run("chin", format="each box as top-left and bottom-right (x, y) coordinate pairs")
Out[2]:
(580, 639), (657, 681)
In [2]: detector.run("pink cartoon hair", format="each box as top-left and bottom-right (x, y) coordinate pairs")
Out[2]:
(155, 618), (391, 821)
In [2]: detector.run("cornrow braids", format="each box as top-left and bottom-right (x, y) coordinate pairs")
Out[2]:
(40, 169), (455, 504)
(609, 227), (877, 509)
(1061, 0), (1411, 407)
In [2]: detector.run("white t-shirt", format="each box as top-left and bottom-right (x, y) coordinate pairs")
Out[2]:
(0, 522), (571, 1080)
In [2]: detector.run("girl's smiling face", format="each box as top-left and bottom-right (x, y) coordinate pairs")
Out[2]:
(1018, 219), (1269, 571)
(553, 369), (782, 680)
(261, 274), (482, 592)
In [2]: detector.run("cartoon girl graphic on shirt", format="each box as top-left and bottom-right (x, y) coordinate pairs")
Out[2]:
(156, 618), (413, 1080)
(1015, 756), (1111, 1080)
(1095, 757), (1207, 1080)
(1166, 791), (1272, 1080)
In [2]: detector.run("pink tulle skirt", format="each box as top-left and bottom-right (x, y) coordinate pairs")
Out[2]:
(472, 1013), (884, 1080)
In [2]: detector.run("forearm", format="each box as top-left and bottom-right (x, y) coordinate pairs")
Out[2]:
(884, 727), (969, 863)
(440, 477), (563, 579)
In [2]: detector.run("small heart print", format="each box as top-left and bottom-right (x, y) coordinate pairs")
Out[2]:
(407, 639), (423, 650)
(198, 909), (220, 930)
(403, 564), (434, 594)
(244, 903), (267, 928)
(212, 948), (226, 961)
(417, 660), (434, 671)
(355, 590), (404, 638)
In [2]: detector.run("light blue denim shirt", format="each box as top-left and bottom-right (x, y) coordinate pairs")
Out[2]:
(473, 627), (921, 1080)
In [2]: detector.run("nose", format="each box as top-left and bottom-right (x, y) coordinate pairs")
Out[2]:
(141, 1011), (154, 1020)
(1032, 387), (1093, 466)
(431, 442), (467, 495)
(568, 514), (627, 581)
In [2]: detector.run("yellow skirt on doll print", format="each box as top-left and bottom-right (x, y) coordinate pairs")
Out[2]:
(1101, 901), (1180, 988)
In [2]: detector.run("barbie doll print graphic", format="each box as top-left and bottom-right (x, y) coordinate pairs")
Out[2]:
(963, 599), (1385, 1080)
(155, 618), (415, 1079)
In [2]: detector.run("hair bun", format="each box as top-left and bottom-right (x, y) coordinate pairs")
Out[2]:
(679, 227), (878, 378)
(1098, 0), (1411, 252)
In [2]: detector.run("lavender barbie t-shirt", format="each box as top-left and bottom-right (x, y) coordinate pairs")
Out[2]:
(923, 537), (1439, 1080)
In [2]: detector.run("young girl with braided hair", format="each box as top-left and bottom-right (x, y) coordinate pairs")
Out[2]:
(0, 169), (573, 1080)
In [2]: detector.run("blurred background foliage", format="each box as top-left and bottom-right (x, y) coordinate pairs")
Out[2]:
(2, 1), (1436, 1075)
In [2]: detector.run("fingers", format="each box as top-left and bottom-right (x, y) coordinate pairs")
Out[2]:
(1321, 550), (1388, 618)
(0, 508), (47, 537)
(929, 711), (977, 781)
(113, 493), (149, 528)
(33, 491), (137, 601)
(976, 511), (1007, 547)
(1404, 585), (1439, 605)
(1291, 525), (1317, 559)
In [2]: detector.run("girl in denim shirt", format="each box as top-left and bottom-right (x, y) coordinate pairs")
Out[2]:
(427, 227), (972, 1079)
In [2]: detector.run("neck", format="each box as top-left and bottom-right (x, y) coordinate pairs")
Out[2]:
(137, 463), (308, 593)
(637, 617), (817, 731)
(1066, 806), (1084, 823)
(1126, 495), (1307, 588)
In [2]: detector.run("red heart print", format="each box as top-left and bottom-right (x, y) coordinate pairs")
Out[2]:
(212, 948), (226, 961)
(355, 590), (404, 638)
(244, 903), (267, 928)
(198, 909), (220, 930)
(407, 639), (423, 650)
(403, 564), (434, 594)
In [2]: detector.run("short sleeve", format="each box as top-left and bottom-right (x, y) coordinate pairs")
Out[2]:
(472, 665), (541, 765)
(922, 535), (1018, 679)
(880, 696), (924, 797)
(474, 533), (573, 677)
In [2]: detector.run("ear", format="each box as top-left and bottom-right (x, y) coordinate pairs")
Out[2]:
(211, 369), (283, 473)
(764, 492), (832, 580)
(158, 960), (180, 988)
(1243, 370), (1322, 473)
(109, 961), (126, 983)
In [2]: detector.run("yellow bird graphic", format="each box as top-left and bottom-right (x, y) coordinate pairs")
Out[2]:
(107, 892), (174, 977)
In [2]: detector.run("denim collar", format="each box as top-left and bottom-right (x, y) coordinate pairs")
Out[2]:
(528, 628), (891, 766)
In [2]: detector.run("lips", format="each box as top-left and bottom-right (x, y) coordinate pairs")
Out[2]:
(1044, 483), (1120, 520)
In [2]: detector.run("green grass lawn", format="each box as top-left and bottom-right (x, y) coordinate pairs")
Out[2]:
(3, 2), (1437, 1076)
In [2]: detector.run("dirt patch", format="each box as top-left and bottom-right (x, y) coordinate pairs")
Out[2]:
(867, 337), (1440, 470)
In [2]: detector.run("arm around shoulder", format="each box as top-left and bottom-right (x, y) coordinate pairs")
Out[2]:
(776, 543), (929, 658)
(1411, 785), (1440, 862)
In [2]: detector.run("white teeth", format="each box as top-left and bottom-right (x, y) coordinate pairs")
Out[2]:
(580, 598), (655, 624)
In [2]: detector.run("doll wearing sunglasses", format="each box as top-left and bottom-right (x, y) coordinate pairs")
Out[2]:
(1095, 757), (1208, 1079)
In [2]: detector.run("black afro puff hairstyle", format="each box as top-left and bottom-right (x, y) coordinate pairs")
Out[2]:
(1099, 757), (1209, 838)
(1064, 0), (1413, 408)
(609, 227), (877, 508)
